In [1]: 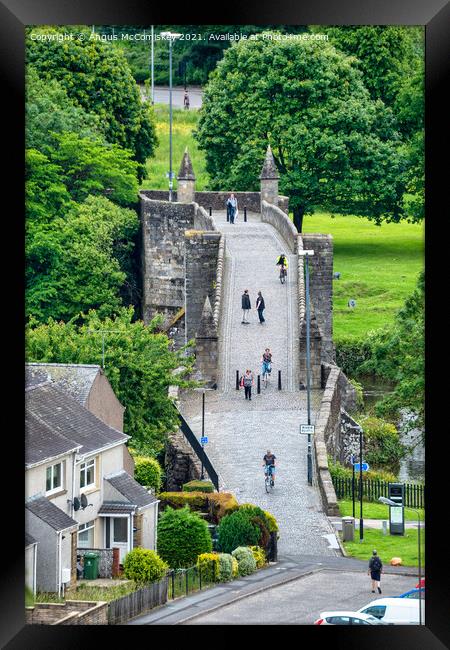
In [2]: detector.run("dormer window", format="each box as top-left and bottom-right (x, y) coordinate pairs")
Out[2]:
(46, 462), (63, 495)
(80, 458), (95, 490)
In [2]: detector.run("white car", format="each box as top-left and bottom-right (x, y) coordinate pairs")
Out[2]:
(358, 597), (423, 624)
(314, 611), (387, 625)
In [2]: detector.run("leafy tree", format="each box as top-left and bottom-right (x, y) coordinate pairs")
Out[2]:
(26, 26), (157, 179)
(25, 307), (197, 454)
(195, 35), (406, 231)
(157, 506), (212, 568)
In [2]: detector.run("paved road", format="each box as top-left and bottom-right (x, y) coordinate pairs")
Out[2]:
(180, 210), (337, 558)
(140, 85), (203, 108)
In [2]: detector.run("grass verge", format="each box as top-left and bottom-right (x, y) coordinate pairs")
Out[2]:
(338, 499), (424, 522)
(342, 528), (424, 567)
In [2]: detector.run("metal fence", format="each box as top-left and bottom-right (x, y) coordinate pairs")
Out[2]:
(107, 578), (168, 624)
(167, 566), (216, 600)
(178, 411), (219, 490)
(332, 477), (425, 510)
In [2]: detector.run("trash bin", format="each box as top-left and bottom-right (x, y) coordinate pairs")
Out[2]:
(83, 552), (100, 580)
(342, 517), (355, 542)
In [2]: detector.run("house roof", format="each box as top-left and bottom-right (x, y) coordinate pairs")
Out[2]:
(26, 411), (81, 467)
(25, 533), (37, 547)
(26, 382), (129, 459)
(26, 496), (78, 532)
(98, 502), (136, 515)
(26, 363), (102, 406)
(105, 471), (158, 509)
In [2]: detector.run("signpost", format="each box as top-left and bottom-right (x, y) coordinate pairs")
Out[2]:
(351, 456), (369, 520)
(200, 437), (208, 445)
(300, 424), (315, 485)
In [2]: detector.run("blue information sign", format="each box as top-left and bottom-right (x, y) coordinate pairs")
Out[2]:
(200, 437), (208, 445)
(353, 462), (369, 472)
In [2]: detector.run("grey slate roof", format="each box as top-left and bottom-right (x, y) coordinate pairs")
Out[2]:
(26, 363), (101, 406)
(26, 411), (80, 467)
(25, 533), (37, 547)
(26, 382), (128, 459)
(259, 145), (280, 180)
(98, 502), (136, 515)
(105, 471), (158, 509)
(25, 367), (50, 389)
(26, 496), (78, 531)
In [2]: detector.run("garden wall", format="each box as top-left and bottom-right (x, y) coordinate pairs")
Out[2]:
(26, 601), (108, 625)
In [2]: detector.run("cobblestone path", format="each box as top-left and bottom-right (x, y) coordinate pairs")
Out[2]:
(180, 211), (338, 557)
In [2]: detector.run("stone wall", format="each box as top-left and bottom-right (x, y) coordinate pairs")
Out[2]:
(194, 191), (261, 213)
(140, 196), (194, 327)
(261, 200), (298, 253)
(193, 203), (217, 231)
(212, 235), (225, 327)
(26, 601), (108, 625)
(164, 428), (202, 491)
(278, 195), (290, 214)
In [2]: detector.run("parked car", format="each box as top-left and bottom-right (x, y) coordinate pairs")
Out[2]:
(416, 578), (425, 588)
(314, 611), (387, 625)
(358, 597), (422, 624)
(397, 587), (425, 599)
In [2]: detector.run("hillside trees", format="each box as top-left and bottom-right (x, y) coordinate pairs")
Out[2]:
(195, 36), (407, 232)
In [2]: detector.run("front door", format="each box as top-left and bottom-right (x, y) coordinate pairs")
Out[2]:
(109, 517), (130, 563)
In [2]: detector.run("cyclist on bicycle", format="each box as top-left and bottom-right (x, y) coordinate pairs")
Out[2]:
(263, 449), (276, 486)
(261, 348), (273, 376)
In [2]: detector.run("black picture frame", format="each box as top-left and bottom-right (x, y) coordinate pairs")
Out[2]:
(3, 0), (448, 646)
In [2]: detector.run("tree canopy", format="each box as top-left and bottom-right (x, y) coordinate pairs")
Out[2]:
(195, 35), (407, 231)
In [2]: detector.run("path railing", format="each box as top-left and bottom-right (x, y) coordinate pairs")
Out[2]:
(178, 411), (219, 490)
(332, 477), (425, 510)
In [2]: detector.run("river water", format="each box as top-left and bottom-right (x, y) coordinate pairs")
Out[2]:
(359, 375), (425, 483)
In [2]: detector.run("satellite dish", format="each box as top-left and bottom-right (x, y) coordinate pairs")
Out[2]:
(348, 299), (356, 308)
(80, 493), (88, 509)
(73, 497), (80, 512)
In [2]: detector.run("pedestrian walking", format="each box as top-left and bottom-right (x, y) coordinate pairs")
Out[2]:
(368, 549), (383, 594)
(256, 291), (265, 324)
(183, 89), (190, 110)
(226, 193), (238, 224)
(241, 289), (251, 324)
(242, 369), (254, 400)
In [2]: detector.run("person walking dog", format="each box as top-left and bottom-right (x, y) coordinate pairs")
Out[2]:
(256, 291), (265, 324)
(241, 289), (251, 324)
(368, 550), (383, 594)
(242, 369), (254, 400)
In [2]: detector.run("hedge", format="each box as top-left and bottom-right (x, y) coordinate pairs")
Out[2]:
(183, 480), (214, 493)
(207, 492), (239, 524)
(197, 552), (220, 582)
(232, 547), (257, 576)
(158, 491), (239, 524)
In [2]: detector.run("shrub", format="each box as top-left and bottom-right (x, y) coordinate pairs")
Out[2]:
(231, 547), (257, 576)
(217, 510), (261, 554)
(249, 546), (267, 569)
(359, 416), (405, 471)
(122, 548), (168, 584)
(348, 378), (364, 413)
(328, 457), (397, 483)
(157, 506), (212, 568)
(158, 491), (208, 512)
(262, 510), (279, 534)
(207, 492), (239, 524)
(231, 556), (239, 578)
(335, 337), (372, 377)
(183, 480), (214, 493)
(133, 455), (163, 493)
(217, 553), (234, 582)
(237, 504), (271, 549)
(197, 552), (220, 582)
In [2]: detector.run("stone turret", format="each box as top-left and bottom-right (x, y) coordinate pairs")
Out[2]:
(195, 296), (218, 388)
(177, 148), (196, 203)
(259, 144), (280, 208)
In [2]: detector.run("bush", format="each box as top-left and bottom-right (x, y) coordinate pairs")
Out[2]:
(217, 553), (235, 582)
(157, 506), (212, 568)
(133, 455), (163, 493)
(122, 548), (168, 585)
(348, 378), (364, 412)
(238, 504), (271, 549)
(249, 546), (267, 569)
(183, 480), (214, 493)
(158, 491), (208, 513)
(207, 492), (239, 524)
(217, 510), (261, 554)
(359, 416), (405, 471)
(262, 510), (279, 534)
(335, 337), (372, 377)
(231, 547), (257, 576)
(231, 556), (239, 577)
(197, 552), (220, 582)
(328, 457), (397, 483)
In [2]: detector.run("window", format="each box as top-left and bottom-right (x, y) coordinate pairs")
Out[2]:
(80, 458), (95, 489)
(78, 520), (95, 548)
(113, 518), (128, 543)
(46, 462), (63, 494)
(350, 617), (371, 625)
(328, 616), (350, 625)
(361, 606), (386, 619)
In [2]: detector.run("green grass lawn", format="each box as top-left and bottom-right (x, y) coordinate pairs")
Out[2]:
(342, 528), (424, 567)
(140, 104), (209, 191)
(338, 499), (424, 522)
(141, 107), (424, 340)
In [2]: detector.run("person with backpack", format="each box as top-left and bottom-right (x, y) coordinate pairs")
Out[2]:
(256, 291), (265, 324)
(241, 289), (251, 324)
(368, 549), (383, 594)
(241, 369), (254, 400)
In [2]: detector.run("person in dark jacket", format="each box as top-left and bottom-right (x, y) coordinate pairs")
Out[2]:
(256, 291), (265, 324)
(368, 549), (383, 594)
(241, 289), (251, 324)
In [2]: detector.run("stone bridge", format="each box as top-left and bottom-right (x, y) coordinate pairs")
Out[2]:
(139, 148), (359, 559)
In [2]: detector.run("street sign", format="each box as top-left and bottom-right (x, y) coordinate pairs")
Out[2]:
(353, 462), (369, 472)
(300, 424), (315, 435)
(200, 437), (208, 445)
(166, 171), (175, 179)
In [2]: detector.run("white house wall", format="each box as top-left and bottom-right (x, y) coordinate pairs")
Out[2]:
(141, 506), (157, 550)
(26, 511), (58, 593)
(25, 545), (36, 594)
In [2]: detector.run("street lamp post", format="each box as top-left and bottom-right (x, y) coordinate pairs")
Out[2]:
(201, 390), (205, 480)
(160, 32), (182, 202)
(378, 496), (423, 626)
(150, 25), (154, 105)
(299, 249), (315, 485)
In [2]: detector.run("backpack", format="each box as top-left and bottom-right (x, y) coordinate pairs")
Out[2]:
(371, 556), (382, 571)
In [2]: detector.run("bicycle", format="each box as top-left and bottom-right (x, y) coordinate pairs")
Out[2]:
(262, 362), (272, 388)
(264, 465), (275, 493)
(279, 265), (287, 284)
